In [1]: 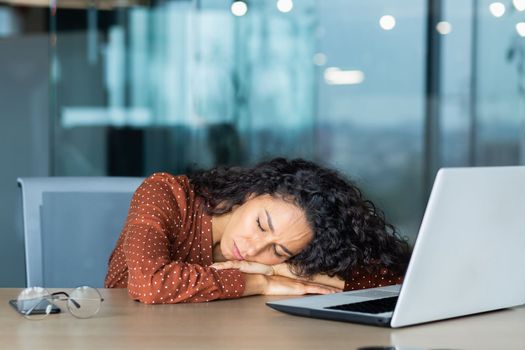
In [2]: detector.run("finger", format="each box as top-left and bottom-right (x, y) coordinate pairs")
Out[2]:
(210, 261), (237, 270)
(307, 288), (333, 295)
(321, 285), (343, 293)
(237, 262), (272, 275)
(274, 263), (294, 278)
(305, 285), (341, 295)
(306, 281), (342, 293)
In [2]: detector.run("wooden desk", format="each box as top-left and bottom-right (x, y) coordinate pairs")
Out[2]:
(1, 288), (524, 349)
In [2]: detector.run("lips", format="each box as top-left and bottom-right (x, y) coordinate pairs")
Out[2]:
(233, 241), (244, 260)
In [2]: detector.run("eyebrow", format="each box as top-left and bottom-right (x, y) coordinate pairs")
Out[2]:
(265, 209), (275, 232)
(265, 209), (294, 257)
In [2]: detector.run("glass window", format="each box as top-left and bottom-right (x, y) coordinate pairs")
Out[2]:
(48, 0), (525, 241)
(50, 0), (427, 239)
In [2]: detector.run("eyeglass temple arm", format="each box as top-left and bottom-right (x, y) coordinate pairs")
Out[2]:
(24, 297), (51, 315)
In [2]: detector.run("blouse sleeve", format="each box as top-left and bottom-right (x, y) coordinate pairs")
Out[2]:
(122, 173), (245, 304)
(343, 266), (404, 291)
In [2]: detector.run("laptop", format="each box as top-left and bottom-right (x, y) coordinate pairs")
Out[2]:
(267, 166), (525, 327)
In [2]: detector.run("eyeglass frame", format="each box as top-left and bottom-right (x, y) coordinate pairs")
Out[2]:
(15, 286), (104, 319)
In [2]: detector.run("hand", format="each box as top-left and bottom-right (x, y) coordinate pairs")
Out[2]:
(271, 263), (295, 278)
(258, 262), (345, 290)
(210, 260), (275, 276)
(263, 275), (342, 296)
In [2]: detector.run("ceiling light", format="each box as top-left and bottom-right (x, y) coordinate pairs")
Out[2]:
(489, 2), (506, 17)
(436, 21), (452, 35)
(324, 67), (365, 85)
(379, 15), (396, 31)
(231, 1), (248, 17)
(276, 0), (293, 13)
(516, 22), (525, 37)
(513, 0), (525, 11)
(313, 53), (327, 66)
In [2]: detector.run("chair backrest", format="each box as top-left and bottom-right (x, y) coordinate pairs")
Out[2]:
(18, 177), (144, 288)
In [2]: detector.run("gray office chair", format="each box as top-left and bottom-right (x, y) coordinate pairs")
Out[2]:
(18, 177), (144, 288)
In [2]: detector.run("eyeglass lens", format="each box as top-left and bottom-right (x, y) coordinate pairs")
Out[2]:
(67, 286), (103, 319)
(17, 287), (53, 320)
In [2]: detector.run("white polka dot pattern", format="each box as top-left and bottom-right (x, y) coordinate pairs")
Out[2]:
(105, 173), (246, 304)
(343, 266), (403, 291)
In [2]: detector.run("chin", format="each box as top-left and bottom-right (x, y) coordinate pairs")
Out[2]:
(220, 247), (232, 260)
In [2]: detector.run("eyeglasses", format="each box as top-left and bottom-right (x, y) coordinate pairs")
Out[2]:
(16, 286), (104, 320)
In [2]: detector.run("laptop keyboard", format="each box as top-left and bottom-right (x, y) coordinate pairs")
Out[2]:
(326, 296), (398, 314)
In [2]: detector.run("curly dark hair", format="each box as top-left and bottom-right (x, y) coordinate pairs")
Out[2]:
(188, 158), (411, 279)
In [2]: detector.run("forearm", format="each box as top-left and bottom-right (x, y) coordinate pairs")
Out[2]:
(273, 264), (345, 289)
(242, 274), (268, 296)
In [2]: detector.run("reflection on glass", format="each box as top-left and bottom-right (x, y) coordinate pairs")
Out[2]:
(49, 1), (432, 240)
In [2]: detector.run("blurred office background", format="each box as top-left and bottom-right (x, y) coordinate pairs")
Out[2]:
(1, 0), (524, 287)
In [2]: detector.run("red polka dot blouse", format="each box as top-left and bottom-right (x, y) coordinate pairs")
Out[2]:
(105, 173), (245, 304)
(343, 266), (403, 291)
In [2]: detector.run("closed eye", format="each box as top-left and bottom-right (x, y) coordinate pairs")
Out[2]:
(257, 216), (288, 259)
(256, 217), (266, 232)
(257, 218), (284, 258)
(273, 244), (284, 258)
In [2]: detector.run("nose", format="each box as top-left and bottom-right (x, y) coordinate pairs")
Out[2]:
(245, 242), (264, 258)
(244, 233), (271, 258)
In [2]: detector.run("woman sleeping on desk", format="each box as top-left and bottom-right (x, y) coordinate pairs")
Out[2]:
(105, 158), (410, 303)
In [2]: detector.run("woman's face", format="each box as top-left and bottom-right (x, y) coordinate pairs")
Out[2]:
(218, 194), (313, 265)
